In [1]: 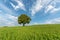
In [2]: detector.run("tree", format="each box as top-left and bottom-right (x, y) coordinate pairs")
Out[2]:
(18, 14), (31, 26)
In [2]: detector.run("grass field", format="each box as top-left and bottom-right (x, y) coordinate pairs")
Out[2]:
(0, 24), (60, 40)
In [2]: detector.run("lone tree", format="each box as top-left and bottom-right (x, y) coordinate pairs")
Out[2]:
(18, 14), (31, 26)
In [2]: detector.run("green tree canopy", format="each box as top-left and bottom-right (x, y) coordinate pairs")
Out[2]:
(18, 14), (31, 26)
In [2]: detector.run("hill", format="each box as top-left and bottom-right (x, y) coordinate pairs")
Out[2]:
(0, 24), (60, 40)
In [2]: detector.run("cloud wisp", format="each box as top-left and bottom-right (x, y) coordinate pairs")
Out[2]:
(0, 14), (18, 26)
(0, 3), (18, 26)
(10, 0), (26, 11)
(30, 0), (42, 16)
(44, 18), (60, 24)
(30, 0), (54, 16)
(45, 0), (60, 14)
(30, 0), (60, 16)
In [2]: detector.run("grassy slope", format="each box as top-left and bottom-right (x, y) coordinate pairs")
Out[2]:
(0, 24), (60, 40)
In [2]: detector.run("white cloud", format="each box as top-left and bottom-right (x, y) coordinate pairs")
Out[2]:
(45, 5), (54, 13)
(6, 14), (17, 21)
(45, 5), (60, 14)
(45, 0), (60, 13)
(5, 14), (18, 26)
(30, 0), (42, 16)
(10, 0), (26, 11)
(30, 0), (60, 16)
(50, 8), (60, 13)
(0, 3), (18, 26)
(54, 0), (60, 2)
(30, 0), (54, 16)
(0, 14), (18, 26)
(0, 3), (14, 15)
(44, 18), (60, 24)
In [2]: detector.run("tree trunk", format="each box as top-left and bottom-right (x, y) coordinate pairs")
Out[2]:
(23, 23), (25, 26)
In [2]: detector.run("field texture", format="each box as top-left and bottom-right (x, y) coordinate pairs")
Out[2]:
(0, 24), (60, 40)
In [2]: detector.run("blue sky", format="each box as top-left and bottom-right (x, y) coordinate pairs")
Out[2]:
(0, 0), (60, 26)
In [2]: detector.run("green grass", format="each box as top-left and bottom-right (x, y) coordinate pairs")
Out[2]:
(0, 24), (60, 40)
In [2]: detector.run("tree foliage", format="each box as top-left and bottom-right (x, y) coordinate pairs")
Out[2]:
(18, 14), (31, 26)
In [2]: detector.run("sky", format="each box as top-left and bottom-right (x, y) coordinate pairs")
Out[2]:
(0, 0), (60, 26)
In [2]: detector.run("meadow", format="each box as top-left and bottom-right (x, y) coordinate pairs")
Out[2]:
(0, 24), (60, 40)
